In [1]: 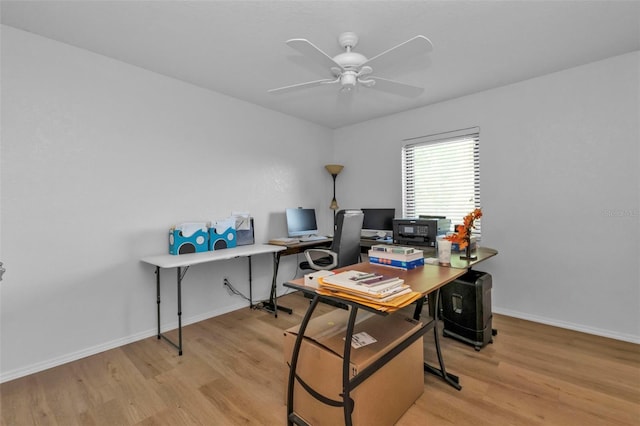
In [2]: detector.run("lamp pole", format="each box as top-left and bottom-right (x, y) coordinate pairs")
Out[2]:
(324, 164), (344, 231)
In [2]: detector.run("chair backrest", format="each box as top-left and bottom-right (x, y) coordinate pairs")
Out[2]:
(331, 209), (364, 268)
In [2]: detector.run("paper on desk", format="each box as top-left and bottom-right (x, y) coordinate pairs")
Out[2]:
(212, 217), (236, 233)
(232, 211), (251, 230)
(176, 222), (208, 238)
(316, 287), (423, 313)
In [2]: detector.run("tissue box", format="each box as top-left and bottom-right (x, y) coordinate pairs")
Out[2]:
(452, 237), (477, 253)
(169, 227), (209, 255)
(304, 270), (335, 289)
(209, 226), (237, 250)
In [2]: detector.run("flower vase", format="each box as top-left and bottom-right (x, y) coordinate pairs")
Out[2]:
(460, 238), (477, 261)
(437, 237), (452, 266)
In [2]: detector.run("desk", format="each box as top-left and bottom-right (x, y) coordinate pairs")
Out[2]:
(361, 240), (498, 266)
(284, 247), (498, 426)
(360, 244), (498, 318)
(267, 237), (332, 254)
(448, 246), (498, 269)
(141, 244), (284, 355)
(284, 262), (466, 426)
(265, 238), (332, 316)
(268, 240), (495, 314)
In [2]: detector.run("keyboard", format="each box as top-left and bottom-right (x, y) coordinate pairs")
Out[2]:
(298, 235), (327, 242)
(361, 235), (379, 240)
(269, 237), (298, 244)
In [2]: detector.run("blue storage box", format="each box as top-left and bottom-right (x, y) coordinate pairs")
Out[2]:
(169, 225), (209, 255)
(209, 226), (237, 250)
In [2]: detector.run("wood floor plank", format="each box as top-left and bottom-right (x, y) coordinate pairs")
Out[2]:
(142, 369), (228, 425)
(199, 376), (285, 425)
(1, 292), (639, 425)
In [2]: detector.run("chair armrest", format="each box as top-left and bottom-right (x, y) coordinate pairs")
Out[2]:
(304, 249), (338, 270)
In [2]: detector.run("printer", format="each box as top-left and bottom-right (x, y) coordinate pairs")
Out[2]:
(392, 218), (451, 248)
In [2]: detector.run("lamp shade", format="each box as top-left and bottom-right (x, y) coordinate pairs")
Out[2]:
(325, 164), (344, 176)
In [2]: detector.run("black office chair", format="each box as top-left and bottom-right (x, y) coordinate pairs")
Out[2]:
(301, 209), (364, 271)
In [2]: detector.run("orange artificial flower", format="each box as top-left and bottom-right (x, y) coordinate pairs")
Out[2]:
(445, 208), (482, 249)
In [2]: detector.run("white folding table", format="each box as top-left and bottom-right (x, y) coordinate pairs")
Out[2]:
(141, 244), (285, 355)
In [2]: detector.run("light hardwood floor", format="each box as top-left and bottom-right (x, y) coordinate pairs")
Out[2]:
(1, 292), (639, 425)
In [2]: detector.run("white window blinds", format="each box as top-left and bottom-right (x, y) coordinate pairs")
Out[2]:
(402, 128), (481, 238)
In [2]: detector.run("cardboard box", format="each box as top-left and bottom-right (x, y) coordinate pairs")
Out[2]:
(283, 309), (424, 426)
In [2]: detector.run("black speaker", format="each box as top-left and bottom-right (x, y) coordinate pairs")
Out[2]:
(440, 270), (495, 350)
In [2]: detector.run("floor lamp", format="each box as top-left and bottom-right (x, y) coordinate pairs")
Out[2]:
(325, 164), (344, 230)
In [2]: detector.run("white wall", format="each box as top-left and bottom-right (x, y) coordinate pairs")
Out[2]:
(0, 26), (335, 381)
(2, 25), (638, 383)
(334, 51), (640, 343)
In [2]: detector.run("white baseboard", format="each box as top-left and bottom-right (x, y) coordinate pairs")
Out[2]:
(493, 307), (640, 344)
(0, 301), (249, 384)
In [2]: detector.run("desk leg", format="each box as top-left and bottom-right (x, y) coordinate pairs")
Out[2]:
(412, 295), (425, 321)
(287, 295), (320, 426)
(177, 267), (183, 355)
(259, 252), (293, 317)
(157, 266), (185, 356)
(423, 289), (460, 390)
(156, 267), (161, 339)
(248, 256), (253, 308)
(271, 252), (278, 315)
(341, 307), (358, 426)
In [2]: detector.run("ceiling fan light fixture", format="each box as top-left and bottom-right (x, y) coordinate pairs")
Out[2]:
(340, 71), (357, 88)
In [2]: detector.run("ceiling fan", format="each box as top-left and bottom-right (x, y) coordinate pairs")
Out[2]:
(268, 32), (433, 97)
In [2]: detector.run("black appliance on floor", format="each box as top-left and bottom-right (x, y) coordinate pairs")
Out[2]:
(440, 270), (497, 351)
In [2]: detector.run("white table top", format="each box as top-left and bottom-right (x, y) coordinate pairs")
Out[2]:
(140, 244), (285, 269)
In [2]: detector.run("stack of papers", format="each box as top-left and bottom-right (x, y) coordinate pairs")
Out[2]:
(318, 270), (423, 313)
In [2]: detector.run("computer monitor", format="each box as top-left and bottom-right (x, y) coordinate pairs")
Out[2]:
(361, 208), (395, 237)
(285, 208), (319, 238)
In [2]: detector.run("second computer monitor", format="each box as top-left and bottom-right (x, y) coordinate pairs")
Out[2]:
(361, 208), (395, 237)
(285, 208), (319, 238)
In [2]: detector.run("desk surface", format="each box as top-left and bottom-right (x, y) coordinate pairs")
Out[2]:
(446, 247), (498, 269)
(268, 237), (332, 247)
(268, 238), (333, 257)
(287, 262), (467, 298)
(287, 246), (497, 296)
(141, 244), (284, 268)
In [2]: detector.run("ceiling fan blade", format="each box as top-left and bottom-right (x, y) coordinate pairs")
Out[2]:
(362, 35), (433, 70)
(268, 78), (339, 94)
(366, 77), (425, 97)
(286, 38), (343, 70)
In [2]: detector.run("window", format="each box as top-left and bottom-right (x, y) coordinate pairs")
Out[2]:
(402, 127), (481, 238)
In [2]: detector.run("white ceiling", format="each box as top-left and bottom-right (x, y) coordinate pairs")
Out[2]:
(2, 0), (639, 129)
